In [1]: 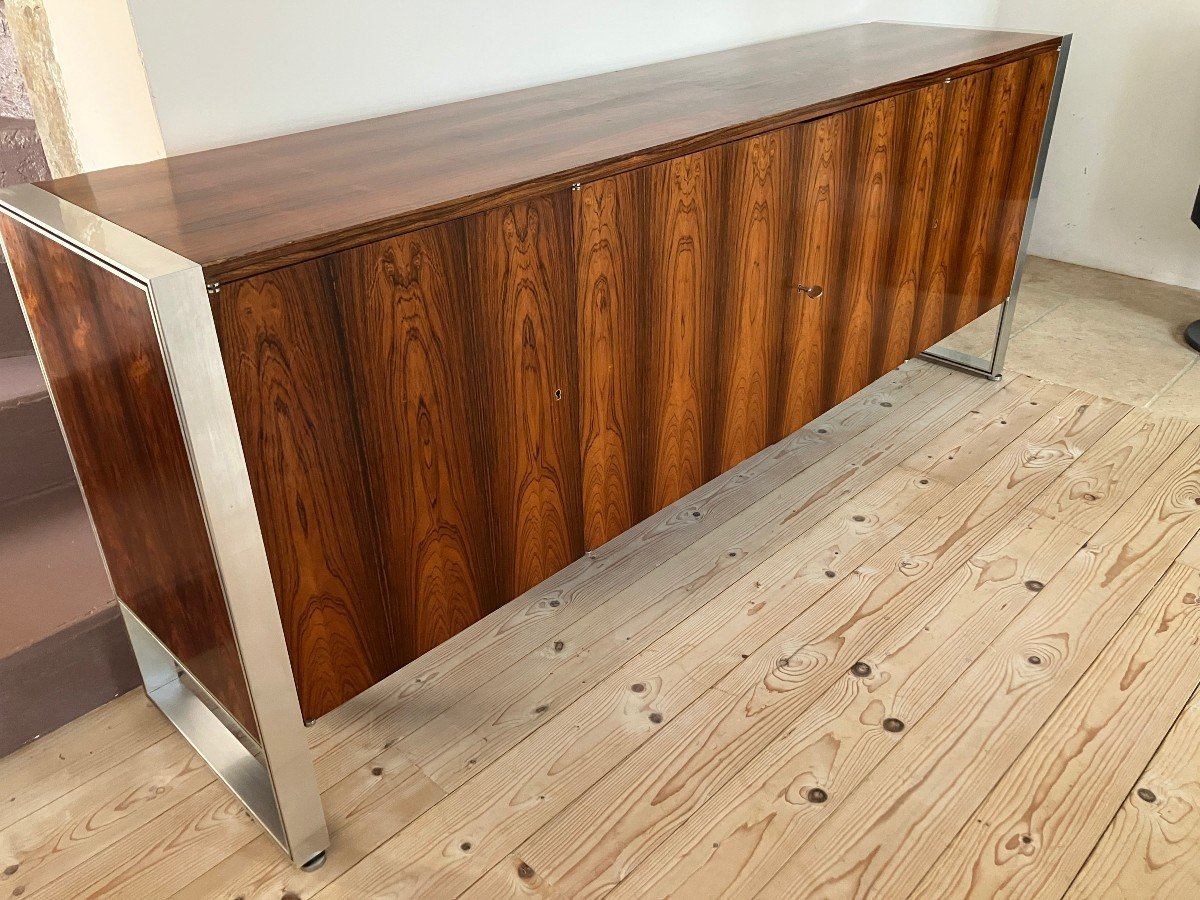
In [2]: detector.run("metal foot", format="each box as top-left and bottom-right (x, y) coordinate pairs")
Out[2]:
(920, 348), (1004, 381)
(301, 850), (328, 872)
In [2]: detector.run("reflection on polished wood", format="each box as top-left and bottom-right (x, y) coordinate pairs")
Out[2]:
(0, 219), (258, 737)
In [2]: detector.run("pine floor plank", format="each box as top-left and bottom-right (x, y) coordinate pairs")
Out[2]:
(172, 762), (443, 900)
(32, 757), (437, 899)
(1065, 633), (1200, 899)
(314, 389), (1114, 897)
(914, 561), (1200, 899)
(0, 691), (170, 833)
(749, 428), (1200, 898)
(0, 733), (210, 898)
(471, 394), (1149, 898)
(597, 410), (1196, 900)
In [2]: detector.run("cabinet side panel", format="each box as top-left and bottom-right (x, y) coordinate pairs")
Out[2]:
(214, 263), (394, 720)
(0, 216), (258, 737)
(576, 172), (648, 550)
(467, 194), (585, 600)
(333, 222), (500, 667)
(645, 150), (722, 512)
(715, 128), (794, 472)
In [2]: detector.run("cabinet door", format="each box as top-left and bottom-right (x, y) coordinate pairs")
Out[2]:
(335, 221), (500, 668)
(576, 132), (794, 549)
(779, 83), (946, 433)
(466, 194), (586, 598)
(714, 130), (796, 472)
(334, 192), (584, 666)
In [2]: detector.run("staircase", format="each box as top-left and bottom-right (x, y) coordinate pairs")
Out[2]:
(0, 113), (127, 754)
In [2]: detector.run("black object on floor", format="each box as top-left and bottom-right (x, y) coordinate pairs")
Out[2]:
(1187, 319), (1200, 353)
(1189, 185), (1199, 353)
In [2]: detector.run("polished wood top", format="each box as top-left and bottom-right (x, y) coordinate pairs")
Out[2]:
(37, 22), (1060, 282)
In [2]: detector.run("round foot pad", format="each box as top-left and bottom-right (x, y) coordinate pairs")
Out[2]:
(301, 850), (328, 872)
(1186, 320), (1200, 353)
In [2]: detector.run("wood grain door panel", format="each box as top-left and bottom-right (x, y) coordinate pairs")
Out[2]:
(333, 222), (500, 672)
(714, 129), (796, 473)
(578, 134), (796, 548)
(466, 193), (586, 598)
(913, 51), (1058, 350)
(644, 151), (723, 514)
(782, 83), (949, 427)
(216, 262), (395, 720)
(575, 170), (648, 549)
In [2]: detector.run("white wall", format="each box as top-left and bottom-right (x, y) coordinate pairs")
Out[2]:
(125, 0), (998, 154)
(42, 0), (163, 172)
(995, 0), (1200, 289)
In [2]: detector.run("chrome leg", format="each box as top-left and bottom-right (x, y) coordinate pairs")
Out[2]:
(0, 183), (329, 869)
(120, 604), (285, 840)
(920, 296), (1017, 382)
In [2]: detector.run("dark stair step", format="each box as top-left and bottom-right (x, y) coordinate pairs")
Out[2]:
(0, 483), (112, 658)
(0, 354), (76, 505)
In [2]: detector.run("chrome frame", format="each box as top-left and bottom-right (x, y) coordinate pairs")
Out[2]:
(921, 33), (1072, 381)
(0, 183), (328, 868)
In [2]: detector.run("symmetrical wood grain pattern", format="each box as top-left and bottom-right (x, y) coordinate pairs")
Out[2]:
(644, 150), (723, 513)
(714, 130), (795, 472)
(581, 54), (1055, 544)
(774, 81), (950, 431)
(219, 197), (585, 717)
(332, 222), (498, 674)
(36, 24), (1061, 282)
(0, 218), (258, 738)
(215, 263), (394, 720)
(465, 194), (585, 597)
(575, 171), (647, 548)
(578, 135), (796, 544)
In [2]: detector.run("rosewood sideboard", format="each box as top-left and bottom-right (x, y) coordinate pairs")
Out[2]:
(0, 22), (1068, 866)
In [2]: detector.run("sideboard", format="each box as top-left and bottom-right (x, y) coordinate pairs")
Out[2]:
(0, 22), (1068, 866)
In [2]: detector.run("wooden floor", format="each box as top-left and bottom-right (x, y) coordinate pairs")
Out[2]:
(5, 358), (1200, 899)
